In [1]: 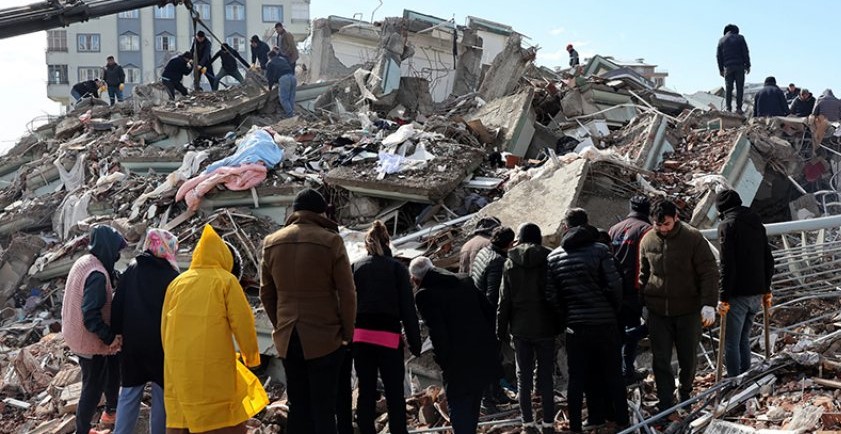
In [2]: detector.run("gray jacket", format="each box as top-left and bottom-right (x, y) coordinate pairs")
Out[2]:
(814, 89), (841, 122)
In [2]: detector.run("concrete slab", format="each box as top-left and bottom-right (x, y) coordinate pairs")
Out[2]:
(464, 89), (536, 157)
(152, 87), (271, 127)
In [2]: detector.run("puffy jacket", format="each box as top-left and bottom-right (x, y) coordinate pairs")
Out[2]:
(470, 245), (508, 310)
(754, 85), (789, 117)
(814, 89), (841, 122)
(497, 243), (555, 340)
(102, 64), (125, 86)
(717, 205), (774, 301)
(716, 31), (750, 73)
(639, 221), (719, 317)
(162, 225), (267, 432)
(790, 95), (816, 117)
(351, 250), (422, 356)
(545, 226), (622, 327)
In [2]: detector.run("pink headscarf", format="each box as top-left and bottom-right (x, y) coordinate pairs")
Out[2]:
(143, 228), (179, 271)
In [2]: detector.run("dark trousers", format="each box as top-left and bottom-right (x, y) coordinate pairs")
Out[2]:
(282, 329), (345, 434)
(648, 311), (702, 411)
(513, 336), (554, 424)
(337, 345), (353, 434)
(76, 354), (120, 434)
(354, 343), (409, 434)
(447, 386), (483, 434)
(620, 299), (648, 377)
(162, 79), (188, 100)
(724, 67), (746, 112)
(566, 324), (629, 432)
(193, 65), (218, 91)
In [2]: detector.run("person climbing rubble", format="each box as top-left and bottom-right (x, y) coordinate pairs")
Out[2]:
(71, 78), (104, 103)
(190, 31), (217, 91)
(161, 51), (193, 100)
(265, 50), (296, 118)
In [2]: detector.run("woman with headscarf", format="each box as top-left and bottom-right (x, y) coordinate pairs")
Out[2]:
(351, 221), (422, 434)
(111, 229), (179, 434)
(161, 225), (267, 434)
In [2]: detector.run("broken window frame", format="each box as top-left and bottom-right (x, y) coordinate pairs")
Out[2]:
(46, 30), (67, 52)
(47, 65), (68, 84)
(119, 32), (140, 52)
(225, 2), (245, 21)
(261, 5), (283, 23)
(76, 34), (100, 53)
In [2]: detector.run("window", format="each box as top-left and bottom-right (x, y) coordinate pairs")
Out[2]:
(119, 32), (140, 51)
(194, 2), (211, 20)
(291, 3), (309, 22)
(124, 65), (141, 84)
(226, 34), (247, 52)
(78, 67), (102, 82)
(48, 65), (68, 84)
(117, 10), (139, 19)
(225, 3), (245, 21)
(154, 4), (175, 19)
(77, 34), (100, 52)
(47, 30), (67, 52)
(262, 5), (283, 23)
(156, 33), (176, 52)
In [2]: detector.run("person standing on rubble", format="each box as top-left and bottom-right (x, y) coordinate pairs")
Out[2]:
(350, 221), (422, 434)
(250, 35), (270, 70)
(458, 216), (501, 274)
(61, 225), (127, 434)
(754, 76), (789, 118)
(790, 89), (816, 117)
(211, 43), (248, 87)
(101, 56), (125, 106)
(162, 225), (267, 434)
(71, 78), (103, 103)
(496, 223), (555, 434)
(191, 31), (217, 91)
(111, 229), (179, 434)
(266, 50), (296, 118)
(567, 44), (580, 68)
(410, 256), (501, 434)
(810, 89), (841, 152)
(785, 83), (801, 103)
(609, 195), (653, 385)
(161, 52), (193, 100)
(639, 200), (719, 412)
(716, 24), (751, 115)
(545, 209), (628, 433)
(274, 22), (299, 69)
(260, 189), (356, 434)
(714, 190), (775, 378)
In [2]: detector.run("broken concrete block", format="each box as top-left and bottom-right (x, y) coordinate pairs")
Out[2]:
(54, 117), (83, 140)
(0, 234), (47, 308)
(478, 33), (534, 101)
(395, 77), (435, 116)
(464, 89), (536, 157)
(451, 28), (483, 97)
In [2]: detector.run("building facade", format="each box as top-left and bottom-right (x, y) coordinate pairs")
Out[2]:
(46, 0), (310, 107)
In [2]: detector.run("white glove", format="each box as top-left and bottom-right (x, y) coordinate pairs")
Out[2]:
(701, 306), (716, 327)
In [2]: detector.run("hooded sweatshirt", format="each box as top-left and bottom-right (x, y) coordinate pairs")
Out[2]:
(716, 193), (774, 301)
(497, 243), (555, 340)
(814, 89), (841, 122)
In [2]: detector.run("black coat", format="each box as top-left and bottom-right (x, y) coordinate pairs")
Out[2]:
(211, 48), (248, 72)
(497, 243), (555, 340)
(162, 56), (192, 81)
(265, 55), (293, 86)
(111, 252), (179, 387)
(716, 31), (750, 73)
(790, 95), (816, 117)
(546, 226), (622, 327)
(191, 39), (212, 67)
(251, 41), (270, 69)
(351, 251), (422, 356)
(72, 80), (100, 98)
(754, 85), (789, 117)
(102, 64), (125, 86)
(470, 245), (507, 311)
(415, 268), (501, 396)
(717, 206), (774, 302)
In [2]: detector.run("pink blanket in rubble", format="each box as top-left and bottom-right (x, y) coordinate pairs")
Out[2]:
(176, 163), (268, 211)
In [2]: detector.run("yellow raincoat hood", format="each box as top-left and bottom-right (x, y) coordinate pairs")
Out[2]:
(161, 225), (267, 432)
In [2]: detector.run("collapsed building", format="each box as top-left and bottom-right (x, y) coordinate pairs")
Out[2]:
(2, 8), (841, 434)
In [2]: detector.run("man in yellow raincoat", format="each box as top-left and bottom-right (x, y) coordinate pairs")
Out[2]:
(161, 225), (267, 434)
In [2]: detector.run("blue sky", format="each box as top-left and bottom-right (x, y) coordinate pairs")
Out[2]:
(1, 0), (838, 148)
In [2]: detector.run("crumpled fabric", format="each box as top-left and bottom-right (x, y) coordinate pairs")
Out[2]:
(176, 163), (268, 211)
(54, 153), (86, 192)
(143, 228), (179, 271)
(204, 129), (284, 174)
(131, 151), (209, 219)
(52, 191), (92, 240)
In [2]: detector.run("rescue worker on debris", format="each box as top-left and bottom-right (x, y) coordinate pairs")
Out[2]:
(71, 78), (103, 103)
(161, 225), (267, 434)
(496, 223), (555, 434)
(609, 195), (653, 384)
(350, 221), (422, 434)
(190, 31), (217, 91)
(754, 76), (789, 118)
(260, 189), (356, 434)
(810, 89), (841, 152)
(785, 83), (801, 103)
(410, 256), (501, 434)
(211, 43), (249, 87)
(102, 56), (126, 106)
(274, 22), (299, 69)
(458, 216), (501, 274)
(715, 190), (775, 378)
(567, 44), (580, 67)
(546, 209), (629, 433)
(161, 52), (193, 100)
(639, 200), (719, 412)
(61, 225), (126, 434)
(265, 50), (296, 118)
(789, 89), (816, 117)
(111, 229), (179, 434)
(250, 35), (271, 70)
(717, 24), (751, 114)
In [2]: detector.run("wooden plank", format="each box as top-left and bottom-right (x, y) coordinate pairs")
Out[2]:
(812, 377), (841, 389)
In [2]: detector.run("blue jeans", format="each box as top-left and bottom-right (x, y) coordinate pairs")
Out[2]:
(114, 383), (165, 434)
(71, 89), (83, 101)
(107, 85), (124, 105)
(725, 295), (761, 377)
(277, 73), (297, 118)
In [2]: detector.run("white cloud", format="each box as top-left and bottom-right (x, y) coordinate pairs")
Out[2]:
(549, 27), (565, 36)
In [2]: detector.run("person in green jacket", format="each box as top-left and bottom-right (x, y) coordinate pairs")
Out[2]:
(639, 200), (719, 413)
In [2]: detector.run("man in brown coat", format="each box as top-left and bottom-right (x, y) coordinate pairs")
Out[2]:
(458, 216), (501, 274)
(274, 22), (299, 68)
(260, 188), (356, 434)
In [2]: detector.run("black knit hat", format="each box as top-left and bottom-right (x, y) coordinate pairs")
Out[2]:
(715, 189), (742, 212)
(293, 189), (328, 214)
(630, 195), (651, 214)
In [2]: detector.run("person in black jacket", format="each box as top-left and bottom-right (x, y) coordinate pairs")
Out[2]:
(790, 89), (816, 117)
(250, 35), (270, 69)
(111, 229), (179, 434)
(411, 257), (501, 434)
(609, 196), (652, 384)
(211, 43), (248, 87)
(717, 24), (751, 114)
(546, 209), (628, 433)
(715, 190), (774, 378)
(102, 56), (126, 106)
(754, 76), (789, 117)
(497, 223), (554, 434)
(71, 78), (103, 102)
(785, 83), (801, 103)
(348, 221), (422, 434)
(161, 52), (193, 100)
(190, 31), (217, 91)
(265, 50), (296, 118)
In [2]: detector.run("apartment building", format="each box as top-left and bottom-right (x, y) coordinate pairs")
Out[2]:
(46, 0), (310, 107)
